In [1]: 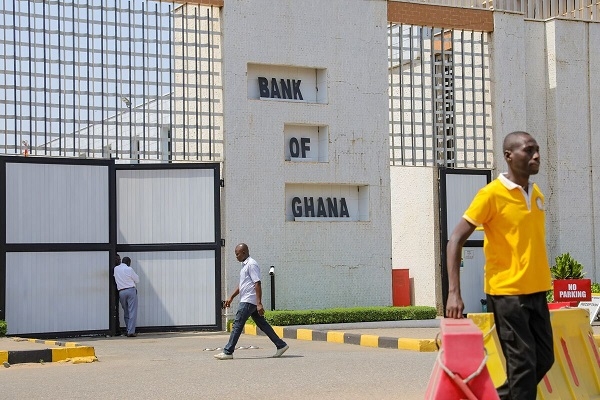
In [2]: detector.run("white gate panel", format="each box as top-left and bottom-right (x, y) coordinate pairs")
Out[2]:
(460, 246), (486, 314)
(6, 251), (109, 334)
(121, 251), (216, 327)
(444, 173), (488, 241)
(116, 169), (215, 244)
(5, 163), (109, 244)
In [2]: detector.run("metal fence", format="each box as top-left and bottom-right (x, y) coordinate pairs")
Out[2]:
(388, 25), (493, 168)
(0, 0), (223, 161)
(398, 0), (600, 21)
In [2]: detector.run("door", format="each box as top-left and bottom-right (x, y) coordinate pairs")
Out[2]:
(439, 168), (491, 315)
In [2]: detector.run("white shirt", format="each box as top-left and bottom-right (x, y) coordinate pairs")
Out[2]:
(114, 262), (140, 290)
(239, 257), (261, 305)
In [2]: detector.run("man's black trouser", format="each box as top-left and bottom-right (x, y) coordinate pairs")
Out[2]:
(487, 291), (554, 400)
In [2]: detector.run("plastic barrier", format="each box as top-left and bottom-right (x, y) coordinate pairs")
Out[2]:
(424, 318), (499, 400)
(469, 308), (600, 399)
(468, 313), (506, 388)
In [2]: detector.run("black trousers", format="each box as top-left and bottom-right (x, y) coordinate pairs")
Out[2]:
(487, 292), (554, 400)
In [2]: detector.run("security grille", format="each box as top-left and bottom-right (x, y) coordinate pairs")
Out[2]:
(0, 0), (222, 161)
(389, 25), (492, 168)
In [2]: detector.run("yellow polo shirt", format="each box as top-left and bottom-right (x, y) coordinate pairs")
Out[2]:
(463, 174), (552, 295)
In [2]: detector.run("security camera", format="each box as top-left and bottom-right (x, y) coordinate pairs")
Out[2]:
(269, 266), (275, 276)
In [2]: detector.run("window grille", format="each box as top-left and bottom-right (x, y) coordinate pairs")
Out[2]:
(389, 24), (493, 168)
(0, 0), (223, 162)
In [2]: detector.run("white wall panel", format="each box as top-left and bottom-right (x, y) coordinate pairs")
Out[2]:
(222, 0), (391, 310)
(391, 167), (439, 309)
(120, 251), (216, 327)
(6, 252), (109, 334)
(117, 169), (215, 244)
(5, 163), (109, 243)
(590, 23), (600, 281)
(545, 20), (595, 271)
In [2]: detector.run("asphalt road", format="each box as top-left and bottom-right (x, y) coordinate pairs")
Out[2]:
(0, 331), (438, 399)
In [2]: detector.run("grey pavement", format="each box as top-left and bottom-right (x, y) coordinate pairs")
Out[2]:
(0, 329), (438, 400)
(3, 318), (600, 399)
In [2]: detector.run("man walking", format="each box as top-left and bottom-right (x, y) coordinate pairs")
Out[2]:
(114, 256), (140, 338)
(214, 243), (289, 360)
(446, 131), (554, 399)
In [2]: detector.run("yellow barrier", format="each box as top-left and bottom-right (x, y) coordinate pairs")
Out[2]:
(469, 308), (600, 399)
(468, 313), (506, 388)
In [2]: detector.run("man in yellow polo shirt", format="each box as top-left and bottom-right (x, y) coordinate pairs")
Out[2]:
(446, 131), (554, 400)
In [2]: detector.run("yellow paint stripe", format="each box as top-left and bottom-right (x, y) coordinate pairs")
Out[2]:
(273, 326), (284, 338)
(52, 346), (96, 362)
(296, 329), (313, 341)
(327, 331), (345, 344)
(64, 342), (79, 348)
(244, 324), (257, 335)
(360, 335), (379, 348)
(398, 338), (438, 352)
(45, 340), (58, 346)
(0, 351), (7, 364)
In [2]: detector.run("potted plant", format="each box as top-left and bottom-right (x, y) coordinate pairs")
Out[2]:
(549, 253), (591, 308)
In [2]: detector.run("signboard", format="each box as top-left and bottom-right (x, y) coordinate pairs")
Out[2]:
(553, 279), (591, 302)
(578, 296), (600, 324)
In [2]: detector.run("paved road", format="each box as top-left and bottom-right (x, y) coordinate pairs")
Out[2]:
(0, 331), (438, 399)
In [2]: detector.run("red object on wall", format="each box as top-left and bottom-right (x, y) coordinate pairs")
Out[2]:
(553, 279), (591, 302)
(392, 269), (411, 306)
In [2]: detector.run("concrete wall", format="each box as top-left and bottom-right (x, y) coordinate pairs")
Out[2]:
(491, 12), (599, 279)
(221, 0), (391, 310)
(390, 167), (440, 310)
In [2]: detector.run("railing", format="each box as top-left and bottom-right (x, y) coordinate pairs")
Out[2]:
(397, 0), (600, 21)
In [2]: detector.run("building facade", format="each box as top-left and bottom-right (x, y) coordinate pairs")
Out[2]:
(1, 1), (599, 333)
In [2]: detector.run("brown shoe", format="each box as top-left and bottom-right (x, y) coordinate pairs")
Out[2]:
(127, 333), (137, 337)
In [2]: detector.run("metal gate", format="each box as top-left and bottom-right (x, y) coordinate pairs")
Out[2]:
(0, 155), (221, 337)
(439, 168), (491, 314)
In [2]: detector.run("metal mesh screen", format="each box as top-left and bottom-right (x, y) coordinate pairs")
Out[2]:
(389, 25), (493, 168)
(0, 0), (222, 161)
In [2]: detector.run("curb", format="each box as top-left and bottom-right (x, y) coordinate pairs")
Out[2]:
(0, 338), (97, 366)
(243, 324), (438, 352)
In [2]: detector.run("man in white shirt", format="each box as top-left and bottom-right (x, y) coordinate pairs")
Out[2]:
(214, 243), (289, 360)
(114, 256), (140, 337)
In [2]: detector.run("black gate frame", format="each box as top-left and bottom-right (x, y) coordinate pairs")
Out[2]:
(0, 156), (222, 338)
(439, 167), (491, 316)
(113, 163), (222, 335)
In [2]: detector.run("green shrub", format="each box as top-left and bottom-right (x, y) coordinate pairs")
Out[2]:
(245, 306), (437, 326)
(592, 282), (600, 294)
(0, 320), (6, 336)
(550, 253), (585, 279)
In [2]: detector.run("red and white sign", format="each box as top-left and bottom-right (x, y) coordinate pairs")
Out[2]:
(553, 279), (591, 302)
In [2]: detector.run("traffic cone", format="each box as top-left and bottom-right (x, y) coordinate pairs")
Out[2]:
(424, 318), (499, 400)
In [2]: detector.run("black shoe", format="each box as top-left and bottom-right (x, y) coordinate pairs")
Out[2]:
(127, 333), (137, 337)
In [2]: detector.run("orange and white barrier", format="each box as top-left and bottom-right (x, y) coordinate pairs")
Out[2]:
(424, 318), (499, 400)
